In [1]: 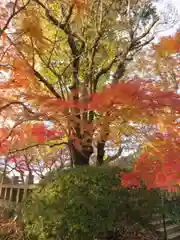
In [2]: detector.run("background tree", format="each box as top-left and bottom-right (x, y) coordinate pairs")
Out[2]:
(127, 31), (180, 91)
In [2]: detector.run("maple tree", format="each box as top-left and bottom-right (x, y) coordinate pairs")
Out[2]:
(0, 0), (179, 188)
(121, 129), (180, 191)
(120, 33), (180, 191)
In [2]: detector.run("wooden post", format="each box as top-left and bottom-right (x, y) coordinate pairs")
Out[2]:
(0, 182), (2, 199)
(23, 175), (29, 200)
(28, 173), (34, 184)
(0, 157), (8, 197)
(12, 176), (19, 184)
(161, 191), (167, 240)
(4, 187), (7, 200)
(16, 188), (20, 203)
(8, 187), (13, 204)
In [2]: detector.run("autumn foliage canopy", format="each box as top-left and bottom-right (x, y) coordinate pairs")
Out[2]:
(0, 0), (179, 191)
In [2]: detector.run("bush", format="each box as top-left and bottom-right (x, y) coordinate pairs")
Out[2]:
(21, 166), (160, 240)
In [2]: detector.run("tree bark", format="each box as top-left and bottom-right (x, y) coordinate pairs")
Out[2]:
(69, 140), (93, 166)
(96, 141), (105, 166)
(95, 62), (127, 165)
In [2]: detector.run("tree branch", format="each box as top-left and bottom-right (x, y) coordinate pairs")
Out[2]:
(112, 61), (126, 84)
(34, 0), (84, 42)
(0, 101), (36, 115)
(93, 56), (118, 91)
(130, 36), (154, 52)
(103, 146), (124, 165)
(8, 141), (68, 154)
(33, 69), (62, 99)
(6, 35), (62, 99)
(0, 0), (31, 38)
(89, 33), (103, 74)
(34, 0), (85, 90)
(133, 18), (159, 44)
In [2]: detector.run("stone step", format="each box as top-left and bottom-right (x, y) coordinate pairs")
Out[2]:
(156, 224), (180, 236)
(151, 218), (172, 228)
(152, 213), (161, 218)
(152, 213), (169, 221)
(151, 213), (180, 239)
(168, 231), (180, 240)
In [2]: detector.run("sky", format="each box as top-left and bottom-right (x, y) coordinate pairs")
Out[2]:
(154, 0), (180, 38)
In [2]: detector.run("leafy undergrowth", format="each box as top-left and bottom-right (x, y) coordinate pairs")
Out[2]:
(0, 217), (158, 240)
(98, 221), (159, 240)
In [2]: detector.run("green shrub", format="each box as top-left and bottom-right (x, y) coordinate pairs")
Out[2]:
(21, 166), (160, 240)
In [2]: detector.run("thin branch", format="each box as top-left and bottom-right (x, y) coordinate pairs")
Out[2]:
(133, 18), (159, 44)
(9, 141), (68, 154)
(6, 35), (62, 99)
(34, 0), (84, 43)
(47, 30), (59, 67)
(33, 69), (62, 99)
(34, 0), (85, 92)
(112, 18), (158, 84)
(93, 56), (118, 91)
(0, 0), (31, 38)
(0, 120), (28, 144)
(88, 32), (103, 76)
(130, 36), (154, 52)
(0, 101), (36, 115)
(64, 4), (74, 24)
(104, 146), (124, 164)
(131, 4), (147, 38)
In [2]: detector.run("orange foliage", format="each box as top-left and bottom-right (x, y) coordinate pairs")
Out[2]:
(154, 32), (180, 57)
(89, 80), (180, 113)
(0, 78), (179, 156)
(121, 129), (180, 191)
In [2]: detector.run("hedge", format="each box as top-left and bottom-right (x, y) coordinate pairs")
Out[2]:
(21, 166), (160, 240)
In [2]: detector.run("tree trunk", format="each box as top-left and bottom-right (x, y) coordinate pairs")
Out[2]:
(95, 63), (127, 166)
(69, 140), (93, 166)
(96, 141), (105, 166)
(69, 60), (126, 167)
